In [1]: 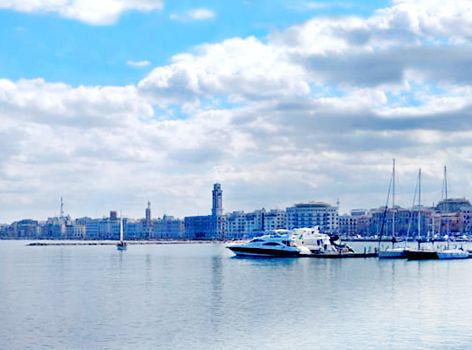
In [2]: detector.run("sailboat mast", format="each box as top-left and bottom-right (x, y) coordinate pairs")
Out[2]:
(445, 166), (449, 237)
(418, 168), (421, 244)
(392, 159), (396, 246)
(120, 211), (124, 242)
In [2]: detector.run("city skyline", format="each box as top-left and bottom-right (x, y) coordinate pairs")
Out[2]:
(3, 183), (471, 226)
(2, 1), (472, 223)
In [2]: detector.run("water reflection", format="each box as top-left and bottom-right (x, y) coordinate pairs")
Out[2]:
(2, 242), (472, 350)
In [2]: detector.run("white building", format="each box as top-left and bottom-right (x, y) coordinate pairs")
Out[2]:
(286, 202), (338, 233)
(225, 211), (246, 239)
(263, 209), (286, 232)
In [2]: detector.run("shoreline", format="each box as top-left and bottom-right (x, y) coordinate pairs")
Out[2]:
(26, 240), (234, 246)
(17, 237), (472, 246)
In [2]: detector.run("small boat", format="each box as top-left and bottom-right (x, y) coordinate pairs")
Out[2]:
(378, 246), (406, 259)
(436, 248), (469, 259)
(116, 240), (127, 251)
(116, 214), (127, 251)
(226, 234), (305, 257)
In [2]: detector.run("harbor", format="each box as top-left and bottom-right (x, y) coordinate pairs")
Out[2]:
(3, 240), (472, 350)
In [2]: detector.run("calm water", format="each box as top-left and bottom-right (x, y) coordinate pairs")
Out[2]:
(2, 241), (472, 350)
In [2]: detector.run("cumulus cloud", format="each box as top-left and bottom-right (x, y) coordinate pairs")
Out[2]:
(4, 0), (472, 221)
(0, 0), (164, 25)
(135, 0), (472, 213)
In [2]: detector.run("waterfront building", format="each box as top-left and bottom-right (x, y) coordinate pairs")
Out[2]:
(433, 211), (463, 238)
(225, 211), (245, 239)
(263, 209), (286, 232)
(83, 219), (99, 240)
(460, 206), (472, 235)
(286, 202), (338, 232)
(243, 209), (265, 238)
(184, 215), (218, 240)
(338, 214), (358, 238)
(376, 207), (411, 238)
(0, 224), (9, 239)
(436, 198), (471, 213)
(212, 183), (223, 216)
(153, 215), (184, 239)
(125, 219), (144, 240)
(66, 223), (86, 239)
(184, 183), (225, 240)
(9, 220), (40, 239)
(41, 216), (72, 239)
(144, 202), (152, 239)
(351, 209), (367, 217)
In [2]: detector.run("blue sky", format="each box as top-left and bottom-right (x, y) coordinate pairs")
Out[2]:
(1, 0), (472, 223)
(0, 0), (390, 86)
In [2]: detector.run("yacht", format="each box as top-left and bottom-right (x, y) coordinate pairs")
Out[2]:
(291, 227), (354, 255)
(226, 234), (307, 257)
(378, 246), (407, 259)
(405, 247), (469, 260)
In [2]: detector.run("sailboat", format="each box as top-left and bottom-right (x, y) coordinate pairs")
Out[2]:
(404, 169), (438, 260)
(116, 213), (127, 251)
(435, 166), (468, 259)
(378, 159), (407, 259)
(406, 166), (469, 260)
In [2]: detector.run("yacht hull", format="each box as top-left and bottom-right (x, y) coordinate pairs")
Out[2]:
(405, 250), (438, 260)
(378, 249), (406, 259)
(227, 246), (300, 257)
(436, 250), (469, 259)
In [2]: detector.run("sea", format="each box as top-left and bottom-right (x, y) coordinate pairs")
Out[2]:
(1, 240), (472, 350)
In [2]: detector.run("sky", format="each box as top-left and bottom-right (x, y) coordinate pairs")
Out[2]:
(1, 0), (472, 223)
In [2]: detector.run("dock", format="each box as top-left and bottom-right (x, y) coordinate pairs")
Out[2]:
(300, 252), (378, 258)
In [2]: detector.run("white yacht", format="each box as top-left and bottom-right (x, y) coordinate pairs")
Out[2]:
(378, 246), (407, 259)
(436, 248), (469, 259)
(291, 227), (353, 255)
(226, 234), (308, 257)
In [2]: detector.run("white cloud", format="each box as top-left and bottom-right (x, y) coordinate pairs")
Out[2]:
(126, 60), (151, 68)
(0, 0), (164, 25)
(189, 9), (215, 19)
(138, 36), (309, 105)
(4, 1), (472, 221)
(170, 8), (215, 22)
(285, 1), (352, 11)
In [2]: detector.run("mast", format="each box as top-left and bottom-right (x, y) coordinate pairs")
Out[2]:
(444, 165), (450, 246)
(418, 168), (421, 249)
(120, 211), (124, 242)
(392, 159), (395, 247)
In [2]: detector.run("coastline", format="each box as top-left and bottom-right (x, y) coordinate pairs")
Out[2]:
(26, 240), (233, 246)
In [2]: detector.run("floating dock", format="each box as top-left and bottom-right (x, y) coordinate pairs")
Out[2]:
(300, 252), (378, 258)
